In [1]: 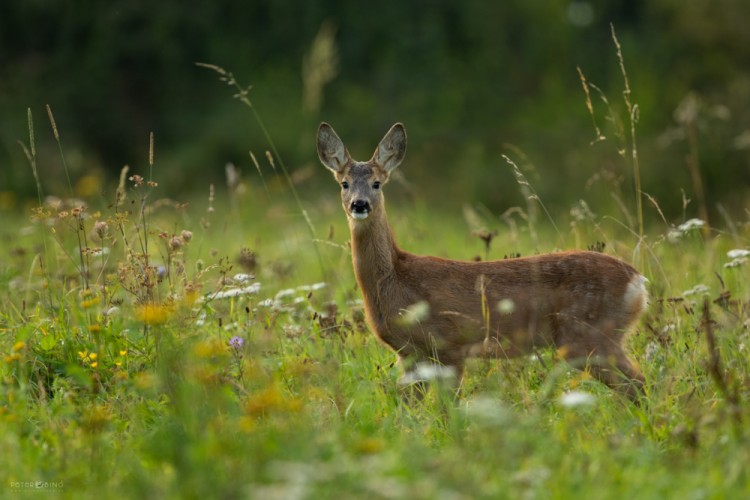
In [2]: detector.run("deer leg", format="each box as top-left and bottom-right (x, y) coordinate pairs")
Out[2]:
(555, 318), (644, 401)
(573, 349), (644, 401)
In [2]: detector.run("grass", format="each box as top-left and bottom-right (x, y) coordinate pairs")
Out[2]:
(2, 64), (749, 498)
(1, 151), (748, 498)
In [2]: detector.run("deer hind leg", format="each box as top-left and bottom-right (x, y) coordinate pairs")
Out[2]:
(555, 317), (644, 401)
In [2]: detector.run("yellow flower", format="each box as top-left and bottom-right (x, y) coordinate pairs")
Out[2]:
(135, 303), (171, 325)
(74, 175), (101, 198)
(81, 296), (101, 309)
(90, 361), (98, 368)
(119, 350), (127, 357)
(12, 341), (26, 352)
(89, 324), (102, 333)
(78, 350), (88, 360)
(88, 352), (98, 360)
(193, 339), (227, 359)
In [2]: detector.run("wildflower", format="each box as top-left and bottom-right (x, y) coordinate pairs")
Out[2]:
(354, 437), (385, 455)
(89, 324), (102, 334)
(497, 298), (515, 315)
(398, 300), (430, 325)
(558, 390), (595, 408)
(229, 336), (245, 350)
(233, 273), (253, 284)
(135, 303), (171, 325)
(193, 339), (227, 358)
(78, 350), (88, 360)
(199, 283), (261, 302)
(399, 362), (456, 385)
(465, 396), (514, 426)
(725, 249), (750, 269)
(104, 306), (120, 317)
(243, 384), (302, 417)
(667, 218), (706, 243)
(93, 220), (108, 239)
(12, 341), (25, 352)
(180, 230), (193, 242)
(81, 295), (101, 309)
(727, 249), (750, 259)
(88, 352), (98, 360)
(119, 350), (127, 357)
(169, 236), (183, 251)
(75, 175), (101, 197)
(678, 218), (705, 232)
(295, 282), (327, 292)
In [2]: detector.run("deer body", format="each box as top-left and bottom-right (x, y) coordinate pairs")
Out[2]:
(318, 122), (646, 398)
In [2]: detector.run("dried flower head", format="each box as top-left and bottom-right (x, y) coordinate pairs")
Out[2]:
(94, 220), (108, 239)
(129, 175), (144, 187)
(169, 236), (183, 251)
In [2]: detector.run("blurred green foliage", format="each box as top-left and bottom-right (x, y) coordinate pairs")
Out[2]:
(1, 0), (749, 220)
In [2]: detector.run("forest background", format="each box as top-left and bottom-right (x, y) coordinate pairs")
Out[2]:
(1, 0), (749, 223)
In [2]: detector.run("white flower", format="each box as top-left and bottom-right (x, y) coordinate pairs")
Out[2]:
(465, 396), (514, 426)
(497, 298), (515, 315)
(678, 218), (705, 232)
(399, 363), (456, 385)
(727, 249), (750, 259)
(274, 288), (296, 300)
(199, 282), (261, 302)
(558, 390), (595, 408)
(668, 218), (706, 243)
(398, 300), (430, 325)
(725, 249), (750, 268)
(724, 258), (747, 269)
(296, 282), (327, 292)
(233, 273), (254, 284)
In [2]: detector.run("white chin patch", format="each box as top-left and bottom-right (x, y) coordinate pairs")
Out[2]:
(351, 212), (369, 220)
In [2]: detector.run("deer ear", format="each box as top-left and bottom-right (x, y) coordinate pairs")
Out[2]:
(373, 123), (406, 172)
(317, 123), (351, 174)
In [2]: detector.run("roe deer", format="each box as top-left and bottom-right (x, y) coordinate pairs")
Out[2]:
(317, 122), (647, 400)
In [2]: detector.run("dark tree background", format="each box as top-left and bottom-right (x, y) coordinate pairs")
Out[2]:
(1, 0), (749, 220)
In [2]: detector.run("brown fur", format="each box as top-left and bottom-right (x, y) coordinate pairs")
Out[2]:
(317, 122), (647, 399)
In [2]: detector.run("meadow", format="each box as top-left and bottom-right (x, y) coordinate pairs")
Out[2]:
(2, 77), (750, 499)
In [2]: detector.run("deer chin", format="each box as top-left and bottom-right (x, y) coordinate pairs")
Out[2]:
(350, 211), (370, 220)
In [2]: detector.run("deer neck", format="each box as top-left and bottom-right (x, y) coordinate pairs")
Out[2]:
(349, 207), (399, 291)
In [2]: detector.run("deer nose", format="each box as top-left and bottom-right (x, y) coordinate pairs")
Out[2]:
(350, 200), (371, 216)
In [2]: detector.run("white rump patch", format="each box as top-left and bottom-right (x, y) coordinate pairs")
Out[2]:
(624, 274), (648, 313)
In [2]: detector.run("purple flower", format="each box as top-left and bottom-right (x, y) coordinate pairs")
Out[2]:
(229, 336), (244, 350)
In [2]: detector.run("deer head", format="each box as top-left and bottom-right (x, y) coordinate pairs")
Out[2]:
(317, 122), (406, 222)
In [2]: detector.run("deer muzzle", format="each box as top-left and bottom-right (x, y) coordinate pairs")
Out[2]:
(350, 200), (371, 219)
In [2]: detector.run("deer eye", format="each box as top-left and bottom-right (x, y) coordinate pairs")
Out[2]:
(372, 181), (381, 190)
(341, 181), (349, 189)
